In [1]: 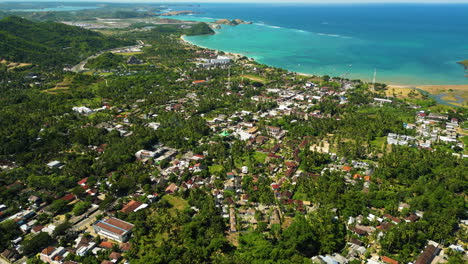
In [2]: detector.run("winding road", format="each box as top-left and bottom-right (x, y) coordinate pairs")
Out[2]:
(70, 40), (146, 72)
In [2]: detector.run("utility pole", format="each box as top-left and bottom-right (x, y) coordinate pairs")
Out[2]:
(227, 66), (231, 90)
(372, 68), (377, 91)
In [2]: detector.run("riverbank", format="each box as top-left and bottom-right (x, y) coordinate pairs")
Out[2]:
(388, 84), (468, 107)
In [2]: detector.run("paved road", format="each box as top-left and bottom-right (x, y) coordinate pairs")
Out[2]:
(70, 41), (145, 72)
(0, 256), (11, 264)
(72, 209), (103, 232)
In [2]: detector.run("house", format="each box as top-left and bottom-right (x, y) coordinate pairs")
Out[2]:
(227, 172), (235, 179)
(404, 214), (420, 223)
(60, 193), (76, 202)
(32, 225), (45, 234)
(383, 214), (401, 224)
(120, 242), (132, 252)
(76, 242), (96, 257)
(381, 256), (399, 264)
(242, 166), (249, 174)
(165, 183), (178, 194)
(191, 154), (205, 161)
(28, 195), (41, 204)
(351, 225), (375, 236)
(193, 80), (207, 85)
(109, 252), (122, 263)
(193, 163), (205, 172)
(47, 160), (63, 169)
(342, 166), (352, 172)
(40, 246), (68, 264)
(266, 126), (281, 134)
(135, 150), (158, 160)
(93, 217), (134, 243)
(210, 55), (231, 65)
(374, 98), (393, 104)
(1, 249), (19, 262)
(121, 200), (143, 214)
(427, 113), (449, 122)
(78, 177), (88, 186)
(72, 106), (94, 115)
(415, 244), (441, 264)
(99, 241), (114, 249)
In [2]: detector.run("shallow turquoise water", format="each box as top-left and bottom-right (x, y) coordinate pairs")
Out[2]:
(176, 4), (468, 85)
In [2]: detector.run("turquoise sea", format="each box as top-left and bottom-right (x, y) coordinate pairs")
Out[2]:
(171, 4), (468, 85)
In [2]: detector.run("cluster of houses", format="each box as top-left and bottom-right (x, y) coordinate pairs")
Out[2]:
(2, 42), (467, 264)
(386, 111), (466, 155)
(196, 55), (232, 68)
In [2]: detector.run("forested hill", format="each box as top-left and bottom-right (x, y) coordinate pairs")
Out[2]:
(0, 16), (131, 68)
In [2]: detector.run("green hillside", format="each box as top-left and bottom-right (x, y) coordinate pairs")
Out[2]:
(184, 22), (215, 36)
(0, 16), (131, 68)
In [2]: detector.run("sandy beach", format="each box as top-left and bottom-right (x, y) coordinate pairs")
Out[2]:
(181, 35), (246, 60)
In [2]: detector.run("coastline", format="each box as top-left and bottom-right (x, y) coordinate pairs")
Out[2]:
(174, 14), (468, 87)
(182, 35), (467, 91)
(181, 35), (248, 60)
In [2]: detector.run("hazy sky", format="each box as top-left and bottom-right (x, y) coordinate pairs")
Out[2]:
(7, 0), (468, 3)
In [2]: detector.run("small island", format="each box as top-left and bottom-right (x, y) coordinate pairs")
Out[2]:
(458, 60), (468, 69)
(214, 18), (252, 26)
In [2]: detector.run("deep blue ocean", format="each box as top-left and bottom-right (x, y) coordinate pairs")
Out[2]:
(171, 3), (468, 85)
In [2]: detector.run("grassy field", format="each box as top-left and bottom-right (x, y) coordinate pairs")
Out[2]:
(371, 136), (387, 152)
(209, 164), (224, 174)
(162, 195), (188, 213)
(254, 152), (268, 163)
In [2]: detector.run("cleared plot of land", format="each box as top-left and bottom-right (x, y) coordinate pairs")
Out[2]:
(118, 52), (144, 56)
(416, 84), (468, 94)
(310, 141), (330, 154)
(226, 232), (239, 247)
(1, 59), (33, 70)
(388, 84), (468, 107)
(162, 195), (188, 212)
(418, 85), (468, 107)
(209, 164), (224, 174)
(42, 78), (72, 94)
(253, 151), (268, 163)
(386, 86), (423, 99)
(241, 74), (267, 83)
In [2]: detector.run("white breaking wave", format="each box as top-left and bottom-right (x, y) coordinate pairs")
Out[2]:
(317, 33), (351, 39)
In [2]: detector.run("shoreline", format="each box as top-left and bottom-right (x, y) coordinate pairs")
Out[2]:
(183, 38), (468, 87)
(388, 84), (468, 91)
(181, 35), (248, 60)
(182, 35), (468, 89)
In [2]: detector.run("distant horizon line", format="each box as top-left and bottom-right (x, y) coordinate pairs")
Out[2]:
(2, 1), (468, 4)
